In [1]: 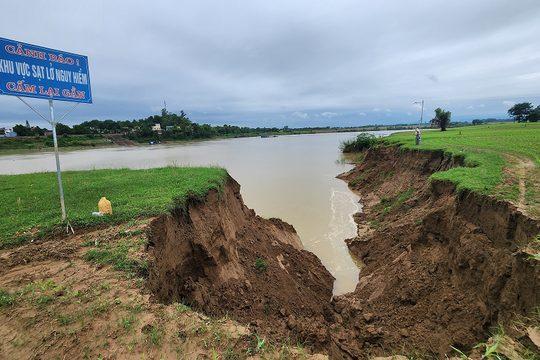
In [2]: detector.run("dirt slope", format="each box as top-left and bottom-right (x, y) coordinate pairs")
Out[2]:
(332, 146), (540, 358)
(147, 174), (336, 347)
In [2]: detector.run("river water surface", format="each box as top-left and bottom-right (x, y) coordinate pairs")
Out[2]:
(1, 131), (396, 294)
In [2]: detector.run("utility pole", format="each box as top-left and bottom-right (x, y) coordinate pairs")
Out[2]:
(414, 100), (424, 126)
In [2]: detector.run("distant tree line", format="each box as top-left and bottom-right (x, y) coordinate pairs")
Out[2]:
(7, 105), (525, 141)
(10, 109), (289, 142)
(9, 109), (375, 142)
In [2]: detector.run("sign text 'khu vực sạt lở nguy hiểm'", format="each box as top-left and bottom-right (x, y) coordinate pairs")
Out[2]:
(0, 37), (92, 103)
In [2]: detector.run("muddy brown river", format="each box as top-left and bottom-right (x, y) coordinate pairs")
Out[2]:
(1, 131), (398, 294)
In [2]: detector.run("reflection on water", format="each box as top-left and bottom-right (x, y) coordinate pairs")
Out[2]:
(1, 131), (397, 294)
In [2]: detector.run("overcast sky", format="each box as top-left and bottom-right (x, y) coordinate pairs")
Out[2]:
(1, 0), (540, 129)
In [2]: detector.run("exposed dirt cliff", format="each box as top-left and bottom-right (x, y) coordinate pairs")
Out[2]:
(332, 146), (540, 358)
(147, 174), (336, 347)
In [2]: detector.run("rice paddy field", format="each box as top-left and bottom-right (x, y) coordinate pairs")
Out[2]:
(384, 122), (540, 217)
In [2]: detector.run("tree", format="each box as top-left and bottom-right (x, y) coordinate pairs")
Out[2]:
(472, 119), (483, 125)
(13, 124), (34, 136)
(72, 124), (90, 135)
(55, 123), (72, 135)
(33, 126), (46, 136)
(528, 105), (540, 123)
(507, 102), (533, 122)
(430, 108), (451, 131)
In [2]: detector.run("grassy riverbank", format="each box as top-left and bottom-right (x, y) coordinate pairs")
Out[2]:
(0, 134), (112, 152)
(382, 122), (540, 217)
(0, 166), (227, 248)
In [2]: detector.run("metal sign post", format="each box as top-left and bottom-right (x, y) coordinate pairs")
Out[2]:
(16, 96), (80, 220)
(49, 100), (66, 220)
(1, 37), (92, 221)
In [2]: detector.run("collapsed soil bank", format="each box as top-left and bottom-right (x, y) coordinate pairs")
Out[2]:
(147, 174), (335, 347)
(333, 146), (540, 358)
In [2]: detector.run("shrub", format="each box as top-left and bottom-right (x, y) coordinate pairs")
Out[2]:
(339, 133), (377, 153)
(255, 258), (267, 271)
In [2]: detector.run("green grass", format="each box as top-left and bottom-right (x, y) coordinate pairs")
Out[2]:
(255, 258), (267, 272)
(0, 166), (227, 247)
(388, 123), (540, 164)
(379, 188), (414, 218)
(85, 248), (145, 274)
(0, 288), (16, 308)
(383, 123), (540, 198)
(0, 135), (110, 151)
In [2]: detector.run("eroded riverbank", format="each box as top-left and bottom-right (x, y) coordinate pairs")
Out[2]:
(2, 145), (540, 359)
(332, 146), (540, 358)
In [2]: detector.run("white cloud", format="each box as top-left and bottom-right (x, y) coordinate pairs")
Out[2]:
(372, 108), (381, 112)
(359, 112), (366, 116)
(322, 112), (338, 118)
(292, 112), (309, 119)
(385, 109), (391, 113)
(503, 101), (516, 107)
(467, 106), (475, 110)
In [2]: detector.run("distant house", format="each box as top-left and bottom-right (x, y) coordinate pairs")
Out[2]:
(151, 124), (162, 135)
(0, 132), (17, 138)
(0, 129), (17, 137)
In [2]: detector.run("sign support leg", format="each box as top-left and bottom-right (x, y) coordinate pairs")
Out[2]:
(49, 100), (67, 221)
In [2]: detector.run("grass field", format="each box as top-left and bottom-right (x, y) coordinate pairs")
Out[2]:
(383, 122), (540, 217)
(0, 166), (227, 248)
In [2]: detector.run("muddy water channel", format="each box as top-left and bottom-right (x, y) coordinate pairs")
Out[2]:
(1, 131), (397, 294)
